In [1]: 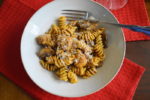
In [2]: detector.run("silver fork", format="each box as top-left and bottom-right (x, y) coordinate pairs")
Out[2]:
(62, 10), (150, 35)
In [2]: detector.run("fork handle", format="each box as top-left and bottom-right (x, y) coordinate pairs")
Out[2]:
(122, 25), (150, 35)
(100, 22), (150, 35)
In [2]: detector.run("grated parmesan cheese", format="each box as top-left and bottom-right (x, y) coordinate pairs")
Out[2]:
(85, 51), (93, 60)
(90, 41), (94, 46)
(74, 59), (79, 63)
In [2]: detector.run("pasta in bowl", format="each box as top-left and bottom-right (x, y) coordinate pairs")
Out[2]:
(36, 16), (107, 84)
(21, 0), (125, 97)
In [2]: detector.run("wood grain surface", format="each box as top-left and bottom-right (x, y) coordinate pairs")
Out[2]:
(0, 0), (150, 100)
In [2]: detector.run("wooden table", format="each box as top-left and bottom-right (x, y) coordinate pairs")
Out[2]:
(0, 0), (150, 100)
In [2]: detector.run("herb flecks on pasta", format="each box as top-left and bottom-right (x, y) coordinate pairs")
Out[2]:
(36, 16), (107, 84)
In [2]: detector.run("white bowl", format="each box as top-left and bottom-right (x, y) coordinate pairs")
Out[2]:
(21, 0), (125, 97)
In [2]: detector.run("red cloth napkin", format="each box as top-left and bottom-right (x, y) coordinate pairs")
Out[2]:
(0, 0), (149, 100)
(0, 57), (145, 100)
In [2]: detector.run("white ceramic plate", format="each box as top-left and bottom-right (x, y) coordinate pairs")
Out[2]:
(21, 0), (126, 97)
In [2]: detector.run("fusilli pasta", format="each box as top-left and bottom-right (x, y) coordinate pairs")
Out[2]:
(70, 67), (86, 76)
(82, 67), (97, 79)
(89, 56), (101, 67)
(78, 29), (104, 41)
(94, 35), (105, 61)
(68, 71), (78, 83)
(40, 60), (58, 71)
(36, 16), (107, 83)
(58, 16), (67, 29)
(56, 67), (68, 81)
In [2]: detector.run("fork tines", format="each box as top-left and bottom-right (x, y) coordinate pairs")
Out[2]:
(62, 10), (88, 21)
(62, 10), (87, 13)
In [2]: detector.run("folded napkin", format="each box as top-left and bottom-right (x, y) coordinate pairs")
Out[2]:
(0, 57), (145, 100)
(0, 0), (149, 100)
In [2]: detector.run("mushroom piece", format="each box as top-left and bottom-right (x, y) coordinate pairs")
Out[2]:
(37, 47), (54, 59)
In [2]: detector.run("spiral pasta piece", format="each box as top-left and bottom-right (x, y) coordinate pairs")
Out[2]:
(89, 56), (101, 67)
(78, 28), (104, 41)
(82, 67), (97, 79)
(70, 67), (86, 76)
(40, 60), (58, 71)
(63, 55), (75, 66)
(78, 31), (95, 41)
(47, 24), (60, 34)
(58, 16), (67, 29)
(68, 71), (78, 84)
(93, 35), (105, 61)
(46, 55), (75, 68)
(65, 25), (77, 35)
(57, 25), (76, 37)
(46, 56), (66, 68)
(56, 67), (68, 82)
